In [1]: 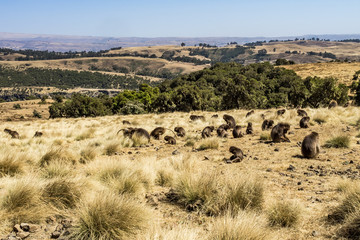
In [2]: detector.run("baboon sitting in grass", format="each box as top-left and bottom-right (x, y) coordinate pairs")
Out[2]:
(277, 109), (286, 116)
(150, 127), (175, 140)
(301, 132), (320, 158)
(223, 114), (236, 129)
(174, 127), (186, 137)
(202, 126), (214, 138)
(297, 109), (308, 117)
(118, 128), (150, 142)
(4, 129), (19, 139)
(34, 131), (43, 137)
(271, 123), (290, 143)
(229, 146), (244, 163)
(217, 126), (228, 138)
(246, 122), (253, 134)
(261, 119), (274, 131)
(164, 136), (176, 145)
(300, 117), (310, 128)
(190, 115), (205, 121)
(232, 126), (243, 138)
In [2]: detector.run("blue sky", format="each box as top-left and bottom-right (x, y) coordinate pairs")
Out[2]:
(0, 0), (359, 37)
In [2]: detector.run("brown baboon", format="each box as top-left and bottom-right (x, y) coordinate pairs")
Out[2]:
(246, 110), (255, 117)
(297, 109), (308, 117)
(261, 120), (269, 131)
(217, 127), (228, 138)
(122, 120), (131, 125)
(190, 115), (205, 121)
(117, 128), (150, 142)
(174, 127), (186, 137)
(232, 125), (243, 138)
(246, 122), (253, 134)
(211, 114), (218, 118)
(202, 126), (214, 138)
(219, 124), (230, 131)
(34, 131), (43, 137)
(150, 127), (175, 140)
(271, 123), (290, 143)
(328, 100), (338, 109)
(301, 132), (320, 158)
(164, 136), (176, 145)
(267, 120), (274, 129)
(277, 109), (286, 116)
(300, 116), (310, 128)
(229, 146), (244, 162)
(4, 129), (19, 139)
(223, 114), (236, 129)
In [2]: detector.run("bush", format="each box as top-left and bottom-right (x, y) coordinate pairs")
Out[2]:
(33, 110), (42, 118)
(13, 104), (21, 109)
(324, 135), (350, 148)
(267, 201), (301, 227)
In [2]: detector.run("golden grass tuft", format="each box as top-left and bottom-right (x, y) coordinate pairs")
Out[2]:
(80, 146), (98, 163)
(41, 161), (72, 179)
(39, 147), (78, 166)
(104, 141), (121, 156)
(0, 153), (24, 177)
(73, 191), (151, 240)
(197, 138), (219, 151)
(267, 200), (302, 227)
(329, 186), (360, 223)
(323, 135), (351, 148)
(155, 168), (174, 187)
(75, 128), (96, 141)
(337, 210), (360, 239)
(259, 133), (271, 141)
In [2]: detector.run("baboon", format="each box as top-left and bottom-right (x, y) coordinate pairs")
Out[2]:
(328, 100), (338, 109)
(219, 124), (230, 131)
(229, 146), (244, 163)
(271, 123), (290, 143)
(117, 128), (150, 142)
(301, 132), (320, 158)
(217, 127), (228, 138)
(277, 109), (286, 116)
(122, 120), (131, 125)
(190, 115), (205, 121)
(300, 116), (310, 128)
(223, 114), (236, 129)
(297, 109), (308, 117)
(232, 125), (243, 138)
(202, 126), (214, 138)
(261, 120), (275, 131)
(246, 110), (255, 117)
(164, 136), (176, 145)
(150, 127), (175, 140)
(4, 129), (19, 139)
(34, 131), (43, 137)
(246, 122), (253, 134)
(211, 114), (218, 118)
(174, 127), (186, 137)
(260, 114), (266, 120)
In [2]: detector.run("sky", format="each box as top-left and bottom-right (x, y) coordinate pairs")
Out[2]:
(0, 0), (359, 38)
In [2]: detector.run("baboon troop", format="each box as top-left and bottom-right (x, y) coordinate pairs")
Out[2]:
(164, 136), (176, 145)
(301, 132), (320, 158)
(271, 123), (290, 143)
(122, 120), (131, 125)
(246, 110), (254, 117)
(246, 122), (253, 134)
(261, 119), (274, 131)
(297, 109), (308, 117)
(300, 116), (310, 128)
(4, 128), (19, 139)
(118, 128), (150, 142)
(232, 126), (243, 138)
(223, 114), (236, 129)
(229, 146), (244, 163)
(190, 115), (205, 121)
(202, 126), (214, 138)
(34, 131), (43, 137)
(174, 127), (186, 137)
(277, 109), (286, 116)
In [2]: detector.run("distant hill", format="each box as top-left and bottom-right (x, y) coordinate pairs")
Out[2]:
(1, 32), (360, 51)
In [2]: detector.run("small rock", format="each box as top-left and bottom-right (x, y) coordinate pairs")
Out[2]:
(20, 223), (29, 232)
(297, 181), (302, 185)
(312, 230), (319, 237)
(298, 187), (304, 191)
(140, 144), (146, 148)
(226, 159), (232, 164)
(287, 165), (296, 171)
(28, 224), (39, 233)
(13, 224), (21, 233)
(51, 231), (61, 239)
(60, 219), (72, 229)
(350, 160), (354, 164)
(172, 150), (180, 155)
(17, 232), (30, 239)
(127, 151), (132, 154)
(204, 156), (209, 160)
(253, 157), (259, 160)
(266, 168), (272, 172)
(274, 148), (279, 152)
(357, 140), (360, 145)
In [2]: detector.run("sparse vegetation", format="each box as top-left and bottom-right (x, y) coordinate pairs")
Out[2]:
(197, 138), (219, 151)
(267, 201), (302, 227)
(324, 135), (350, 148)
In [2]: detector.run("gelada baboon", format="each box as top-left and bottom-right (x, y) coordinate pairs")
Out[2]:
(229, 146), (244, 163)
(271, 123), (290, 143)
(34, 131), (43, 137)
(190, 115), (205, 121)
(297, 109), (308, 117)
(223, 114), (236, 129)
(277, 109), (286, 116)
(217, 126), (228, 138)
(301, 132), (320, 158)
(4, 128), (19, 139)
(300, 116), (310, 128)
(117, 128), (150, 142)
(211, 114), (218, 118)
(246, 110), (254, 117)
(150, 127), (175, 140)
(202, 126), (214, 138)
(174, 127), (186, 137)
(246, 122), (253, 134)
(261, 119), (274, 131)
(328, 100), (338, 109)
(164, 136), (176, 145)
(232, 125), (243, 138)
(122, 120), (131, 125)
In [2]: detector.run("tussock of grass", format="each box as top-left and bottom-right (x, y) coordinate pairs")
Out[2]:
(39, 147), (78, 167)
(267, 201), (302, 227)
(260, 133), (271, 141)
(329, 188), (360, 223)
(313, 117), (327, 124)
(140, 225), (201, 240)
(156, 169), (174, 187)
(208, 211), (271, 240)
(337, 210), (360, 239)
(42, 178), (83, 209)
(75, 128), (96, 141)
(131, 135), (149, 147)
(73, 191), (151, 240)
(41, 161), (72, 179)
(0, 153), (24, 177)
(324, 135), (350, 148)
(80, 146), (98, 163)
(197, 138), (219, 151)
(104, 142), (120, 156)
(184, 139), (195, 147)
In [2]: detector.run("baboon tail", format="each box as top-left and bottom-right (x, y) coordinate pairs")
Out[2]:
(165, 128), (177, 137)
(117, 129), (125, 135)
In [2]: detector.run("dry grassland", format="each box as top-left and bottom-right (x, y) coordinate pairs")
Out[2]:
(0, 106), (360, 239)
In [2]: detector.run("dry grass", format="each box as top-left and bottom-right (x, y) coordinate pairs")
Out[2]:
(267, 201), (302, 228)
(197, 137), (219, 151)
(324, 135), (351, 148)
(0, 153), (24, 177)
(39, 147), (78, 166)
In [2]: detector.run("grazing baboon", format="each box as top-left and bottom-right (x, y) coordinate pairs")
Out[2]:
(122, 120), (131, 125)
(271, 123), (290, 143)
(229, 146), (244, 162)
(34, 131), (43, 137)
(246, 110), (255, 117)
(328, 100), (338, 109)
(202, 126), (214, 138)
(223, 114), (236, 129)
(150, 127), (175, 140)
(190, 115), (205, 121)
(4, 129), (19, 139)
(300, 116), (310, 128)
(117, 128), (150, 142)
(277, 109), (286, 116)
(211, 114), (218, 118)
(174, 127), (186, 137)
(164, 136), (176, 145)
(301, 132), (320, 158)
(246, 122), (253, 134)
(261, 120), (269, 131)
(219, 124), (230, 131)
(297, 109), (308, 117)
(232, 125), (243, 138)
(217, 127), (228, 138)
